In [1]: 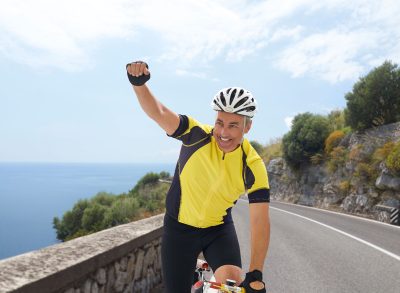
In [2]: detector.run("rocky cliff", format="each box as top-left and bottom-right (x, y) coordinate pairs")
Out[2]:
(267, 122), (400, 223)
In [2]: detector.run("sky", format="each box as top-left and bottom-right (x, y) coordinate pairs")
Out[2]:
(1, 0), (399, 163)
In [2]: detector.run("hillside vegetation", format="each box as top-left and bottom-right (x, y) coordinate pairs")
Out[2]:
(252, 60), (400, 170)
(53, 171), (171, 241)
(249, 60), (400, 217)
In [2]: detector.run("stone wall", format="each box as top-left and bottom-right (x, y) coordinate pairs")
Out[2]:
(0, 214), (164, 293)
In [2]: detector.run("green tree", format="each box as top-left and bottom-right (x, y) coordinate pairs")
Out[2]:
(345, 61), (400, 131)
(282, 113), (332, 167)
(159, 171), (170, 179)
(103, 197), (140, 227)
(130, 172), (161, 194)
(250, 140), (264, 155)
(91, 192), (116, 207)
(82, 204), (108, 232)
(53, 199), (89, 241)
(327, 109), (346, 131)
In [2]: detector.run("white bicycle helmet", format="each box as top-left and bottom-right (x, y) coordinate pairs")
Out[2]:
(211, 87), (257, 118)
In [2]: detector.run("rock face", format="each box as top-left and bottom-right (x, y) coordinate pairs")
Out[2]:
(268, 122), (400, 222)
(376, 168), (400, 191)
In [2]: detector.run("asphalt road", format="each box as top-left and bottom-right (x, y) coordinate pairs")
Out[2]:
(232, 200), (400, 293)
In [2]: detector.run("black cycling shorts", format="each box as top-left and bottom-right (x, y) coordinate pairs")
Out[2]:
(161, 214), (242, 293)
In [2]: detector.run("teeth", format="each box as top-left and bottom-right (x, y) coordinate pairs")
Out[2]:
(220, 137), (230, 142)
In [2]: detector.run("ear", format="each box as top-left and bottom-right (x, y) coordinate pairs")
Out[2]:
(244, 119), (252, 134)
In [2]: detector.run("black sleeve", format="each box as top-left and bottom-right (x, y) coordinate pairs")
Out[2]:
(248, 188), (270, 203)
(167, 115), (189, 138)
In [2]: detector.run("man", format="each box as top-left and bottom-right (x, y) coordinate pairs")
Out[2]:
(126, 61), (270, 293)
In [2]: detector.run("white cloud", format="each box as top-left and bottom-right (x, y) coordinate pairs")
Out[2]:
(284, 116), (293, 129)
(0, 0), (133, 70)
(276, 0), (400, 83)
(175, 69), (220, 81)
(270, 26), (304, 42)
(0, 0), (399, 82)
(276, 29), (376, 83)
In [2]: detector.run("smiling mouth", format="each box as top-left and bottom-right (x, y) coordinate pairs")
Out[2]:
(219, 136), (232, 143)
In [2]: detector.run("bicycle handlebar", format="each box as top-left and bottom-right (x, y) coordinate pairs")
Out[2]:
(207, 280), (245, 292)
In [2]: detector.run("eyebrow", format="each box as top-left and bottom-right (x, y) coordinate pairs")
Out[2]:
(216, 119), (240, 126)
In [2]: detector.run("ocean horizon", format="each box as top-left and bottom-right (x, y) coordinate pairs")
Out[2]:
(0, 162), (175, 260)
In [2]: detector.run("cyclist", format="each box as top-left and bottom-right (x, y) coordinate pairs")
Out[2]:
(126, 61), (270, 293)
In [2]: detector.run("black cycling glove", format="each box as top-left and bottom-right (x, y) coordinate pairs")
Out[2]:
(240, 270), (266, 293)
(126, 62), (150, 86)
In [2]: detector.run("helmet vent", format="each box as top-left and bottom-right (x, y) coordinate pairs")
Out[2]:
(230, 88), (237, 103)
(234, 96), (248, 108)
(220, 92), (226, 106)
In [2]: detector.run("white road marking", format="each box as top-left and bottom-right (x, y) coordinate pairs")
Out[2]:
(272, 200), (400, 229)
(271, 206), (400, 262)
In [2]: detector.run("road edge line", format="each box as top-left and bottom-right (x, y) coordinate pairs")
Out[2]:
(272, 200), (400, 229)
(271, 206), (400, 262)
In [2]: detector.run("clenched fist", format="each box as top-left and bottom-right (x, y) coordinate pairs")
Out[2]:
(126, 61), (150, 86)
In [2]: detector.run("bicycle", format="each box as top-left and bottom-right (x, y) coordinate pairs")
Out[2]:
(191, 259), (245, 293)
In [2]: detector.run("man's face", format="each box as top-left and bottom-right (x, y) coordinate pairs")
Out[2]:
(213, 111), (252, 153)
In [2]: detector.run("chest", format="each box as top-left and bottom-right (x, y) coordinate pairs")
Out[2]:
(181, 142), (246, 195)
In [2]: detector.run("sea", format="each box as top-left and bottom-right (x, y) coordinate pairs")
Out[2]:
(0, 162), (175, 260)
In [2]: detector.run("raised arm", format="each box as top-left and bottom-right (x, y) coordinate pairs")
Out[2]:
(126, 61), (180, 136)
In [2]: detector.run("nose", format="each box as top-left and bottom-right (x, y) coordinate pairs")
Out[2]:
(220, 126), (228, 137)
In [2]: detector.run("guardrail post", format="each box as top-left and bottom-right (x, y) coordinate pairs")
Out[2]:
(374, 204), (400, 226)
(390, 207), (399, 226)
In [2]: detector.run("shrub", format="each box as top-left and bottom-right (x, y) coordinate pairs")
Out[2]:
(372, 141), (395, 164)
(327, 146), (347, 173)
(339, 180), (350, 195)
(82, 204), (107, 232)
(386, 141), (400, 174)
(91, 192), (116, 207)
(103, 197), (139, 227)
(282, 113), (332, 167)
(327, 109), (346, 131)
(348, 144), (365, 162)
(325, 130), (345, 154)
(354, 162), (378, 183)
(130, 172), (161, 194)
(67, 229), (88, 241)
(250, 140), (264, 155)
(341, 126), (352, 135)
(262, 138), (283, 164)
(310, 153), (324, 165)
(159, 171), (170, 179)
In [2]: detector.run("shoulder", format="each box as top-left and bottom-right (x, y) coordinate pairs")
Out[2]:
(242, 139), (263, 164)
(169, 115), (213, 144)
(186, 116), (213, 134)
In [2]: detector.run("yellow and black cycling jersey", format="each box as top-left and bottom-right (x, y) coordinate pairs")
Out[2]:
(166, 115), (270, 228)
